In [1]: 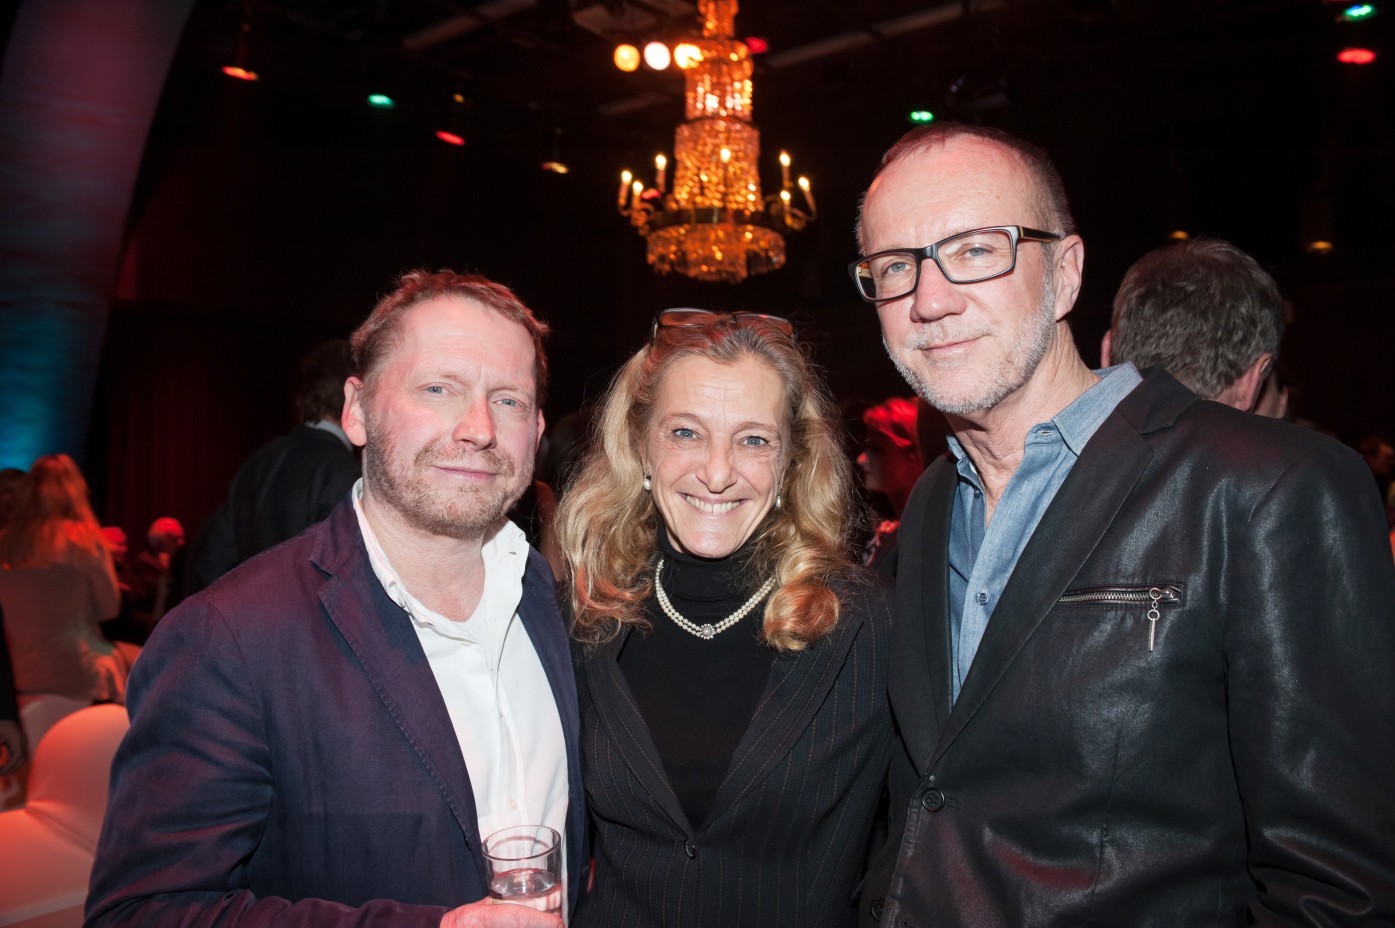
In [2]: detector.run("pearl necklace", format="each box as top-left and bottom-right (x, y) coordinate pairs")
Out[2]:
(654, 556), (777, 640)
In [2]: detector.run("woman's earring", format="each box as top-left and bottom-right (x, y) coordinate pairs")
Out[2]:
(775, 491), (782, 509)
(643, 475), (652, 492)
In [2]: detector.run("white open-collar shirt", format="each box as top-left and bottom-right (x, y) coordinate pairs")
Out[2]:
(352, 481), (569, 910)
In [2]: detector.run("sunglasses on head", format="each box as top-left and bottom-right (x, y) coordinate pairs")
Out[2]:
(650, 308), (795, 342)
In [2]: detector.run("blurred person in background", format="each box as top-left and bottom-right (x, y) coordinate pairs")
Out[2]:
(0, 454), (125, 705)
(126, 517), (186, 636)
(856, 397), (924, 573)
(185, 340), (360, 594)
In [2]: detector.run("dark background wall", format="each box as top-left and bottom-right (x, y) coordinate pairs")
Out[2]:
(1, 0), (1391, 545)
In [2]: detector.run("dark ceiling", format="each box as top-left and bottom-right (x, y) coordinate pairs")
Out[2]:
(108, 0), (1395, 439)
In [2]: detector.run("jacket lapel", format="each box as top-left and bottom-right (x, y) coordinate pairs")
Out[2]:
(516, 559), (580, 770)
(891, 459), (957, 773)
(707, 602), (864, 820)
(932, 379), (1185, 763)
(585, 627), (695, 834)
(311, 505), (487, 876)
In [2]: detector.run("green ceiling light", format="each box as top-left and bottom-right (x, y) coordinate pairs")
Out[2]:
(909, 110), (935, 124)
(1339, 3), (1375, 21)
(367, 93), (396, 109)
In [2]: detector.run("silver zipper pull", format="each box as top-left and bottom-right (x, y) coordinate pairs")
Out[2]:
(1147, 587), (1162, 651)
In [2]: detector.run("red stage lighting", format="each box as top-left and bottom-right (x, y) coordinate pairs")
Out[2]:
(1337, 46), (1377, 63)
(435, 130), (466, 146)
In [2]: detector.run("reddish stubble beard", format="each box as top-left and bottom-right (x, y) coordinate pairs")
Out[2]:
(363, 414), (529, 540)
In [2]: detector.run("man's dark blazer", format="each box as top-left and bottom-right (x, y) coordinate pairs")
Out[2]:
(87, 500), (586, 927)
(861, 370), (1395, 927)
(186, 425), (360, 593)
(575, 575), (894, 928)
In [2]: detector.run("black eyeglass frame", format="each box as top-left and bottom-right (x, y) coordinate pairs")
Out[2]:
(650, 308), (795, 342)
(849, 225), (1063, 304)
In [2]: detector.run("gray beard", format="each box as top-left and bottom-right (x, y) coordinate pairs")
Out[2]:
(887, 268), (1057, 417)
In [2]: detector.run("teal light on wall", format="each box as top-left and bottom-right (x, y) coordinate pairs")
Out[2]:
(0, 0), (195, 469)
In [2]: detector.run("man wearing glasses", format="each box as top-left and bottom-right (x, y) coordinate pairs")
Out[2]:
(852, 123), (1395, 926)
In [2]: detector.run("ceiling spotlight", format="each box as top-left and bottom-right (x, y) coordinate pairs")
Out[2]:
(222, 66), (259, 81)
(908, 110), (935, 124)
(1305, 240), (1336, 255)
(541, 161), (570, 174)
(674, 42), (703, 69)
(1339, 3), (1376, 20)
(435, 130), (465, 146)
(1337, 46), (1377, 63)
(614, 43), (641, 72)
(644, 41), (672, 70)
(745, 36), (769, 54)
(367, 93), (395, 109)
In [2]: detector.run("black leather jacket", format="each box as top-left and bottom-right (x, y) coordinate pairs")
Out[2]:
(863, 371), (1395, 927)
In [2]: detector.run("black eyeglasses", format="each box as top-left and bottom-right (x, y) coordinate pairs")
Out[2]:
(849, 225), (1062, 303)
(651, 308), (795, 342)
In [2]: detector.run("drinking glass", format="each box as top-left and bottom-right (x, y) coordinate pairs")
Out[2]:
(483, 824), (562, 918)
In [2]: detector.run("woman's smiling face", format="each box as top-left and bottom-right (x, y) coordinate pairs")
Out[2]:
(641, 354), (787, 559)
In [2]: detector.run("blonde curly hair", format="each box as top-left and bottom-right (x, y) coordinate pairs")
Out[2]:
(556, 317), (861, 652)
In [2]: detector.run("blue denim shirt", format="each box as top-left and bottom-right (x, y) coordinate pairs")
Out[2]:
(946, 363), (1143, 703)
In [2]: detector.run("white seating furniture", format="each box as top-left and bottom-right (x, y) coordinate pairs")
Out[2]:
(0, 704), (129, 927)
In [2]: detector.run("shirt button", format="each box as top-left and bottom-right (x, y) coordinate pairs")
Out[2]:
(869, 898), (885, 921)
(508, 798), (518, 811)
(975, 591), (988, 605)
(684, 841), (697, 859)
(920, 787), (946, 812)
(973, 488), (982, 499)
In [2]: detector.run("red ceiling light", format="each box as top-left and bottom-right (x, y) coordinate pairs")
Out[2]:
(435, 130), (466, 146)
(221, 65), (259, 81)
(745, 36), (769, 54)
(1337, 46), (1378, 63)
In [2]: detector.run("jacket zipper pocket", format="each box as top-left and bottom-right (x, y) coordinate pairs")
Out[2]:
(1056, 584), (1183, 652)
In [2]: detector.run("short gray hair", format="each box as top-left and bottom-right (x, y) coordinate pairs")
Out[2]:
(856, 122), (1076, 252)
(1110, 238), (1284, 399)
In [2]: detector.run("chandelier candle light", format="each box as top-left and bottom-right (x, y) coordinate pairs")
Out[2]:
(617, 0), (816, 283)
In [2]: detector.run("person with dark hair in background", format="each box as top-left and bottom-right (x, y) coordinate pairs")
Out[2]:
(185, 339), (360, 593)
(87, 270), (582, 928)
(1103, 237), (1285, 413)
(851, 121), (1395, 926)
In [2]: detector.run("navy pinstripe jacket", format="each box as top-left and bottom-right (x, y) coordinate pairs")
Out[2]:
(574, 573), (894, 928)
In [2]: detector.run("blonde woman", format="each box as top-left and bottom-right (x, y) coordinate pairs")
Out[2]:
(557, 311), (893, 928)
(0, 454), (124, 704)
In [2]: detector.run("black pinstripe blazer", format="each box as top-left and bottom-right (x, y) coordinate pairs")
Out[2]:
(574, 573), (894, 928)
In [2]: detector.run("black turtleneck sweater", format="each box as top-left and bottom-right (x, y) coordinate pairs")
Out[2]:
(617, 530), (777, 830)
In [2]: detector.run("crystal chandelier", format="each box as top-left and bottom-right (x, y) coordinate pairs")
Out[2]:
(617, 0), (816, 283)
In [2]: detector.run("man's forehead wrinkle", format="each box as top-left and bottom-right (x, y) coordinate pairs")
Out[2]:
(867, 158), (1036, 250)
